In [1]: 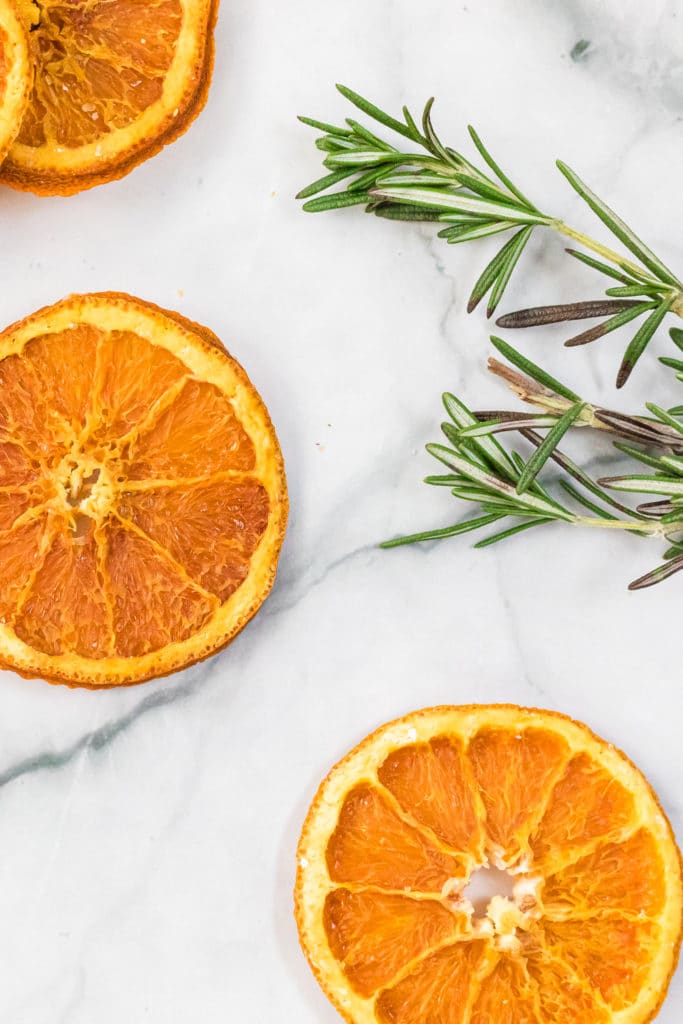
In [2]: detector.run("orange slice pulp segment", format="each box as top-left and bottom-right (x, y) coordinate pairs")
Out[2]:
(295, 705), (682, 1024)
(0, 0), (217, 194)
(0, 292), (287, 687)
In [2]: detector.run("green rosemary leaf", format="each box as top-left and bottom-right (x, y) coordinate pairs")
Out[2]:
(559, 481), (613, 520)
(440, 420), (482, 458)
(507, 450), (555, 502)
(487, 226), (534, 317)
(664, 543), (683, 560)
(298, 115), (353, 137)
(556, 161), (681, 287)
(521, 428), (646, 520)
(613, 442), (667, 471)
(373, 204), (444, 222)
(296, 168), (355, 200)
(629, 556), (683, 591)
(424, 474), (462, 487)
(302, 192), (374, 213)
(368, 187), (549, 224)
(509, 450), (527, 475)
(441, 221), (518, 244)
(422, 97), (455, 166)
(439, 223), (489, 240)
(668, 406), (683, 416)
(474, 517), (553, 548)
(325, 150), (405, 168)
(316, 136), (356, 153)
(402, 105), (422, 141)
(516, 402), (585, 494)
(345, 118), (395, 151)
(670, 327), (683, 352)
(437, 212), (493, 226)
(426, 443), (570, 518)
(452, 172), (518, 206)
(336, 84), (418, 142)
(518, 428), (647, 520)
(659, 356), (683, 372)
(456, 494), (521, 513)
(442, 393), (515, 477)
(645, 402), (683, 435)
(439, 217), (500, 233)
(459, 416), (559, 438)
(380, 512), (505, 548)
(605, 284), (663, 298)
(660, 509), (683, 525)
(478, 503), (526, 517)
(445, 146), (483, 179)
(564, 248), (637, 285)
(564, 301), (656, 348)
(375, 174), (459, 188)
(345, 167), (393, 193)
(450, 486), (503, 502)
(616, 299), (675, 388)
(467, 126), (537, 211)
(601, 475), (683, 496)
(489, 336), (582, 401)
(658, 456), (683, 476)
(468, 231), (529, 313)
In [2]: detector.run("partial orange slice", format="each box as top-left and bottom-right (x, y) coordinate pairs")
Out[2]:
(295, 706), (682, 1024)
(0, 0), (30, 162)
(0, 292), (287, 687)
(0, 0), (217, 195)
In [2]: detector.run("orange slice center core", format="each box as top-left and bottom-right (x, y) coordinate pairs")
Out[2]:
(54, 441), (119, 524)
(450, 865), (543, 953)
(462, 866), (515, 918)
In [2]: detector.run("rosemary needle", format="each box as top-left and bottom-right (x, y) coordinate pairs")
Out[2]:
(299, 88), (683, 589)
(299, 86), (683, 386)
(379, 335), (683, 590)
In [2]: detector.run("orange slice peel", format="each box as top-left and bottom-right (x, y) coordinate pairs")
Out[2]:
(0, 0), (218, 195)
(0, 292), (287, 687)
(295, 705), (682, 1024)
(0, 0), (31, 163)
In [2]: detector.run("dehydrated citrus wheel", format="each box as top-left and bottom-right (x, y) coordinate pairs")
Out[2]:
(0, 0), (30, 161)
(0, 292), (287, 687)
(0, 0), (217, 195)
(295, 705), (682, 1024)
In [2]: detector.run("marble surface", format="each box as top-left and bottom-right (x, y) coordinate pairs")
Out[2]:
(1, 0), (682, 1020)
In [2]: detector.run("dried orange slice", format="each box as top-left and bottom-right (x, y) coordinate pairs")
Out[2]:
(0, 292), (287, 687)
(0, 0), (30, 161)
(0, 0), (217, 195)
(296, 706), (682, 1024)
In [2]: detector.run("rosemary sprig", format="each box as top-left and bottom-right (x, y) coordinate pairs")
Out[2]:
(381, 336), (683, 590)
(298, 86), (683, 386)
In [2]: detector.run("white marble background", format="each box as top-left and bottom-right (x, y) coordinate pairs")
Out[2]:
(0, 0), (682, 1020)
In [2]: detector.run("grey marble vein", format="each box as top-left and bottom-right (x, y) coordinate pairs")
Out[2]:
(0, 673), (210, 794)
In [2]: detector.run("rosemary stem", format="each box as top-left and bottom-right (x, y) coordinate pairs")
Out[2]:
(574, 515), (665, 535)
(554, 222), (656, 282)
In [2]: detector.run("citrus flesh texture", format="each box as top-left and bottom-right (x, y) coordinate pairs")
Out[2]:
(296, 706), (682, 1024)
(0, 0), (31, 162)
(0, 292), (287, 687)
(0, 0), (216, 194)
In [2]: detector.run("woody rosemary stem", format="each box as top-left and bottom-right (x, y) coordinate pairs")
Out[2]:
(553, 223), (653, 283)
(575, 517), (666, 535)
